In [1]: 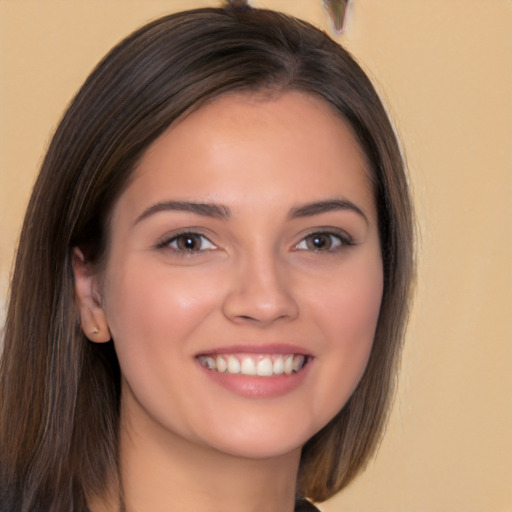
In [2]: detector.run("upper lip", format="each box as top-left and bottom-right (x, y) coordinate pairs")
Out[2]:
(195, 343), (313, 357)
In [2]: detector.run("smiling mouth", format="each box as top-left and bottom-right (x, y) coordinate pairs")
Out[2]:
(197, 353), (308, 377)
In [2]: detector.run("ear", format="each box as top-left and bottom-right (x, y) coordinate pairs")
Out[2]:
(72, 247), (112, 343)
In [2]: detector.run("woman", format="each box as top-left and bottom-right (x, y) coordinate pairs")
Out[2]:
(0, 5), (414, 512)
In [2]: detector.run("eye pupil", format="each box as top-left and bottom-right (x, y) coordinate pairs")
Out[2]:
(307, 234), (331, 250)
(177, 234), (200, 251)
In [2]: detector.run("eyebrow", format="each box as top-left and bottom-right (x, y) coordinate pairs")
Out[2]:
(288, 199), (368, 223)
(134, 197), (367, 226)
(134, 201), (231, 225)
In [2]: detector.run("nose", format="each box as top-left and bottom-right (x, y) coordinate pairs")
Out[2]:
(222, 250), (299, 326)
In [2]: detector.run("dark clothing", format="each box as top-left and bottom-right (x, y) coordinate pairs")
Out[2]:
(295, 498), (321, 511)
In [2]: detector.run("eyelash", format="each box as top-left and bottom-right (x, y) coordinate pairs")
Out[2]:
(155, 231), (217, 255)
(294, 230), (353, 253)
(156, 228), (353, 256)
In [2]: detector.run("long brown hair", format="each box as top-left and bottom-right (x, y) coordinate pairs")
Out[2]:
(0, 6), (414, 510)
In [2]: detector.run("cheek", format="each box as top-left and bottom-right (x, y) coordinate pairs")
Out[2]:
(306, 258), (383, 414)
(335, 274), (382, 344)
(311, 255), (383, 342)
(102, 262), (222, 362)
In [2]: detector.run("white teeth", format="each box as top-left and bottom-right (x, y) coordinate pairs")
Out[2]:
(292, 355), (305, 372)
(227, 355), (241, 374)
(273, 357), (285, 375)
(200, 354), (307, 377)
(284, 355), (294, 375)
(256, 357), (274, 376)
(204, 356), (217, 370)
(240, 357), (257, 375)
(216, 356), (227, 373)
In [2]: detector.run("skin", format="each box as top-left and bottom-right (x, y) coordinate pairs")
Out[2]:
(74, 91), (383, 512)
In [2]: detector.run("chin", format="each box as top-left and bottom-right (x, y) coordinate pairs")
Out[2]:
(191, 413), (326, 462)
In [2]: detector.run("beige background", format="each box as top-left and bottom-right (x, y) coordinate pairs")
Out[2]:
(0, 1), (511, 510)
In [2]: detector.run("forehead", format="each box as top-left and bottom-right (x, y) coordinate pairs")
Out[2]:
(114, 91), (375, 224)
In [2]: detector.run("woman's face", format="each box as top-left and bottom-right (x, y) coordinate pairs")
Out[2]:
(77, 91), (383, 461)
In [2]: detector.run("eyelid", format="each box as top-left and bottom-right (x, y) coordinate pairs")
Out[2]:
(293, 228), (354, 251)
(155, 229), (218, 252)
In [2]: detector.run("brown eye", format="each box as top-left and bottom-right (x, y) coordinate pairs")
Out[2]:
(296, 232), (349, 252)
(168, 233), (216, 252)
(305, 233), (333, 250)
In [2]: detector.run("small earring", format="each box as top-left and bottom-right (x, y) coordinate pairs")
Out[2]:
(90, 327), (100, 336)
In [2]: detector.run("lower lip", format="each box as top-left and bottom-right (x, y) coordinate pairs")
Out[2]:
(197, 360), (312, 399)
